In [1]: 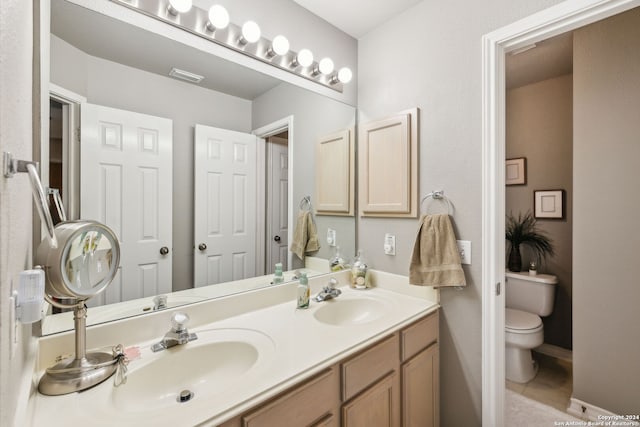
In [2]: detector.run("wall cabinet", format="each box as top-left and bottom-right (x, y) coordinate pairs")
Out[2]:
(218, 310), (438, 427)
(315, 128), (355, 216)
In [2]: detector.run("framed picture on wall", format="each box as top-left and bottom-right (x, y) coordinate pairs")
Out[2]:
(506, 157), (526, 185)
(534, 190), (565, 219)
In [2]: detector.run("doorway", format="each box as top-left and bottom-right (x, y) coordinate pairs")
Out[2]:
(481, 0), (640, 425)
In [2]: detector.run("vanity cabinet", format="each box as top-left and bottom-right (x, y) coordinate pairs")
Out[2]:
(217, 310), (438, 427)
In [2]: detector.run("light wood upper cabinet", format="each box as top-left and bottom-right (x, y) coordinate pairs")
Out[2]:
(359, 108), (418, 217)
(315, 129), (355, 216)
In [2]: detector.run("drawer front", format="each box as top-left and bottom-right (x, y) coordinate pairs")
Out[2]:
(401, 311), (438, 362)
(243, 367), (338, 427)
(342, 333), (399, 401)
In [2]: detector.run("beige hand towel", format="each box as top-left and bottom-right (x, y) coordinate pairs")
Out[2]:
(409, 214), (466, 288)
(290, 211), (320, 260)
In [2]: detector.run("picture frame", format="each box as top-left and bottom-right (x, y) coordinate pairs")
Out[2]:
(506, 157), (526, 185)
(534, 190), (565, 219)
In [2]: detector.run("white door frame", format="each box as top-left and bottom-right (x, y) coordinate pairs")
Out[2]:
(481, 0), (640, 425)
(253, 116), (294, 273)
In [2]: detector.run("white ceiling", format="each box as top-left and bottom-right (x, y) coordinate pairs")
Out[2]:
(292, 0), (423, 39)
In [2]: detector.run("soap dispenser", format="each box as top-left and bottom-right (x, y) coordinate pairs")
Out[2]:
(330, 246), (347, 271)
(297, 272), (310, 309)
(350, 250), (370, 289)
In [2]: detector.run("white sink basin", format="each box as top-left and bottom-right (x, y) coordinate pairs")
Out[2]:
(111, 328), (275, 412)
(313, 294), (391, 326)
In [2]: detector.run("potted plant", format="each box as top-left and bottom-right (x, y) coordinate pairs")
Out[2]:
(505, 211), (554, 272)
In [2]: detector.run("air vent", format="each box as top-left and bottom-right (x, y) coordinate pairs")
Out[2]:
(169, 68), (204, 84)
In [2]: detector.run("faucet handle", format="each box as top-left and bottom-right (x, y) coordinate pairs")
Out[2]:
(171, 312), (190, 332)
(328, 278), (338, 289)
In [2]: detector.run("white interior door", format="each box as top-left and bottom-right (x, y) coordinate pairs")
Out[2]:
(194, 124), (257, 287)
(266, 136), (289, 270)
(80, 103), (173, 306)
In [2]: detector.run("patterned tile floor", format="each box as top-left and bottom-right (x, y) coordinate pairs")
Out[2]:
(506, 352), (573, 413)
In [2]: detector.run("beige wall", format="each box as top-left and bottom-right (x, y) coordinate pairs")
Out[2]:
(357, 0), (565, 424)
(573, 7), (640, 414)
(0, 1), (38, 426)
(506, 75), (573, 350)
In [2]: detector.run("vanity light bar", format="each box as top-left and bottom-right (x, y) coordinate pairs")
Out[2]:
(109, 0), (348, 93)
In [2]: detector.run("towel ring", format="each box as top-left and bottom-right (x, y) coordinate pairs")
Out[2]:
(299, 196), (312, 211)
(420, 190), (453, 215)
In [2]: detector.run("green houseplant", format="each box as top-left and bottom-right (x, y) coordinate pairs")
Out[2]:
(505, 211), (554, 272)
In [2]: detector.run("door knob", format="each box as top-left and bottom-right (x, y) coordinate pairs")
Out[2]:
(198, 243), (207, 251)
(274, 235), (281, 242)
(160, 246), (169, 255)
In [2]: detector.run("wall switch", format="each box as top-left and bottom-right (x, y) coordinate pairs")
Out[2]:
(457, 240), (471, 265)
(327, 228), (336, 247)
(384, 234), (396, 255)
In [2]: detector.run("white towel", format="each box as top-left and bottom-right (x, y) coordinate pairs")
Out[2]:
(409, 214), (466, 288)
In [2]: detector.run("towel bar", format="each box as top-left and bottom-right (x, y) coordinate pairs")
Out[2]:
(420, 190), (453, 215)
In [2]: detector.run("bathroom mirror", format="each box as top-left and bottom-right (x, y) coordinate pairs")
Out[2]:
(42, 0), (356, 335)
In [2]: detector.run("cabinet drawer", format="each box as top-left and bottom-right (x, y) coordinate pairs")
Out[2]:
(342, 333), (399, 401)
(401, 311), (438, 362)
(242, 367), (338, 427)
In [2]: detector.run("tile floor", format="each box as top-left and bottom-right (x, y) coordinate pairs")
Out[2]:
(506, 351), (573, 413)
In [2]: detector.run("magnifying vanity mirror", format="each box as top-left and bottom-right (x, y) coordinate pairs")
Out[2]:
(41, 0), (357, 335)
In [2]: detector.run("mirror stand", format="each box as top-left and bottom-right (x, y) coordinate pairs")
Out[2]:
(38, 298), (118, 396)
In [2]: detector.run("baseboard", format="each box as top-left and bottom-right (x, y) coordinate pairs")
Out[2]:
(567, 398), (640, 425)
(534, 343), (572, 362)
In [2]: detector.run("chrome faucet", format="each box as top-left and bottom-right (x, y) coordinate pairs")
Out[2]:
(151, 312), (197, 352)
(314, 278), (342, 302)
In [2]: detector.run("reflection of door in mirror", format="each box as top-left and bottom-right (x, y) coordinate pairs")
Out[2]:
(194, 124), (257, 287)
(266, 133), (289, 271)
(80, 103), (173, 307)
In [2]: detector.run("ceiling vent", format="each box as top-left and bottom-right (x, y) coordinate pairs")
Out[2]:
(169, 67), (204, 84)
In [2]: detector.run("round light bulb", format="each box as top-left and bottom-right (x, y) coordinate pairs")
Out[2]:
(297, 49), (314, 67)
(319, 58), (334, 75)
(271, 35), (290, 56)
(241, 21), (261, 44)
(208, 5), (229, 29)
(338, 67), (353, 83)
(168, 0), (192, 14)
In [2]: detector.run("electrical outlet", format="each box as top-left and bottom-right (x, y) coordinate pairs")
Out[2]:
(384, 234), (396, 255)
(457, 240), (471, 265)
(327, 228), (336, 247)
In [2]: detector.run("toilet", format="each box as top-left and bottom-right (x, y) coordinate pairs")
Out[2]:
(505, 271), (558, 383)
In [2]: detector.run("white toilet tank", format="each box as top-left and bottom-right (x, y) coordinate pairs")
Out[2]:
(505, 271), (558, 317)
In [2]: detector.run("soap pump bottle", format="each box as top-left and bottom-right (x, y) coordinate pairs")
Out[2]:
(273, 262), (284, 285)
(351, 250), (370, 289)
(297, 272), (310, 309)
(330, 246), (346, 271)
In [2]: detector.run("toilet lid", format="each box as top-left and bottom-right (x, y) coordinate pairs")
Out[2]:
(506, 308), (542, 331)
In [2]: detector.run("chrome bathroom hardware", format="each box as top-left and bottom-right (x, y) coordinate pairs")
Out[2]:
(420, 190), (453, 215)
(299, 195), (312, 211)
(314, 278), (342, 302)
(151, 312), (198, 352)
(153, 295), (168, 311)
(47, 188), (67, 222)
(3, 152), (58, 247)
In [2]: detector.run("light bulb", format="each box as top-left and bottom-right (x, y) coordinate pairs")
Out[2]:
(296, 49), (314, 67)
(338, 67), (353, 83)
(207, 5), (229, 30)
(168, 0), (192, 15)
(241, 21), (261, 44)
(271, 35), (290, 56)
(319, 58), (334, 75)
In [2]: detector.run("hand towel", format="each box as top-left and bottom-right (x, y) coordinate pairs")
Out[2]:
(409, 214), (466, 288)
(290, 211), (320, 260)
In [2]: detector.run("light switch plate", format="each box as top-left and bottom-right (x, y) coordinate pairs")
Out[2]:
(384, 233), (396, 255)
(457, 240), (471, 265)
(327, 228), (336, 247)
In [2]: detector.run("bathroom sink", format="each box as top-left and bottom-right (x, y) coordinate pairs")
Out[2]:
(111, 328), (275, 412)
(313, 294), (391, 326)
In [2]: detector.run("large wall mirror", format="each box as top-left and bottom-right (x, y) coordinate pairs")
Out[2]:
(42, 0), (356, 335)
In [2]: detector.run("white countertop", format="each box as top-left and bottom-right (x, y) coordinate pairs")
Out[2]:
(26, 270), (439, 427)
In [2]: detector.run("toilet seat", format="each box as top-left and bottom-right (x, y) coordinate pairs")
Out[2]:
(505, 308), (542, 334)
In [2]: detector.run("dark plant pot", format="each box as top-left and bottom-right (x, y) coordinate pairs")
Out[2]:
(508, 245), (522, 272)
